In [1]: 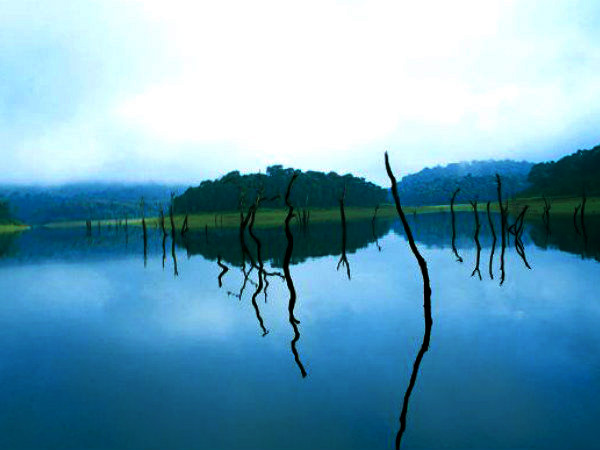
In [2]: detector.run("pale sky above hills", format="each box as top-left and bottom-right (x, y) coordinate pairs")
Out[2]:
(1, 0), (600, 185)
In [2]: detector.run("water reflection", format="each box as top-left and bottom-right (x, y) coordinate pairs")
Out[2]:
(283, 174), (307, 377)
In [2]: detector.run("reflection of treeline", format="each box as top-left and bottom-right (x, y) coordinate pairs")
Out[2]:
(0, 227), (162, 263)
(393, 212), (509, 250)
(173, 165), (388, 214)
(178, 219), (393, 268)
(528, 215), (600, 261)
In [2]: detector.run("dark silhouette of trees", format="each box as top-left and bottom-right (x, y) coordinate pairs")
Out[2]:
(173, 165), (387, 214)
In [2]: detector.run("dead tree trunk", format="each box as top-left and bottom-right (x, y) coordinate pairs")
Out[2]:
(371, 204), (382, 251)
(336, 185), (351, 279)
(384, 152), (432, 450)
(470, 200), (482, 280)
(581, 192), (588, 243)
(181, 214), (189, 236)
(450, 188), (463, 262)
(283, 173), (307, 378)
(496, 174), (507, 285)
(486, 201), (496, 280)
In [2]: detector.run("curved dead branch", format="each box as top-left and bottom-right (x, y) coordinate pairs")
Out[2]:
(385, 152), (432, 450)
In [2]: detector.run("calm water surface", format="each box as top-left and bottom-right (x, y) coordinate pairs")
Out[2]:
(0, 213), (599, 449)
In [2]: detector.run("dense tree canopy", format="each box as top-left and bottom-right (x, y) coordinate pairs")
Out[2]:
(398, 160), (533, 205)
(173, 165), (388, 213)
(523, 144), (600, 197)
(0, 199), (12, 223)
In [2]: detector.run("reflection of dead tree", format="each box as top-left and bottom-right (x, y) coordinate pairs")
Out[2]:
(496, 175), (507, 285)
(227, 265), (256, 300)
(171, 234), (179, 276)
(336, 185), (351, 279)
(371, 204), (382, 251)
(216, 255), (229, 287)
(450, 188), (463, 262)
(486, 201), (496, 279)
(385, 153), (432, 450)
(470, 200), (482, 280)
(509, 205), (531, 270)
(248, 209), (269, 336)
(283, 173), (307, 378)
(541, 195), (551, 234)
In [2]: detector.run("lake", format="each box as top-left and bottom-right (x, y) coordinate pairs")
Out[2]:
(0, 212), (599, 449)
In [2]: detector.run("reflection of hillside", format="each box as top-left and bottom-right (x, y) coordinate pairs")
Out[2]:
(0, 233), (20, 258)
(528, 216), (600, 261)
(178, 220), (394, 267)
(0, 227), (162, 264)
(394, 212), (507, 249)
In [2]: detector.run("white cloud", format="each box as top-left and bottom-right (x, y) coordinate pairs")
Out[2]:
(2, 0), (600, 183)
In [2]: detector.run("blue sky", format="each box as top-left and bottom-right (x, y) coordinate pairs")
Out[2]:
(1, 0), (600, 185)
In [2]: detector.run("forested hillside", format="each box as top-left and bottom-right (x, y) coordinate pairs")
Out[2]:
(398, 160), (533, 205)
(174, 165), (387, 213)
(0, 183), (185, 224)
(0, 199), (16, 224)
(523, 144), (600, 196)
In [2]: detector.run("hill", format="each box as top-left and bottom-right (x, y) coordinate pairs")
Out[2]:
(398, 160), (533, 205)
(0, 182), (186, 225)
(523, 144), (600, 197)
(174, 165), (387, 214)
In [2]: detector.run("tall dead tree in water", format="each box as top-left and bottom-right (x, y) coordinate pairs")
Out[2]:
(450, 188), (463, 262)
(573, 204), (581, 235)
(541, 195), (551, 234)
(158, 205), (167, 268)
(336, 185), (351, 279)
(486, 201), (496, 280)
(371, 204), (382, 251)
(385, 152), (432, 450)
(169, 193), (176, 239)
(140, 197), (148, 267)
(180, 214), (189, 236)
(496, 174), (507, 285)
(470, 200), (482, 280)
(283, 173), (307, 378)
(581, 192), (588, 243)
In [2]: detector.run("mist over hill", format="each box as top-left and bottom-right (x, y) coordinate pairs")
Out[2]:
(0, 182), (186, 225)
(398, 160), (533, 206)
